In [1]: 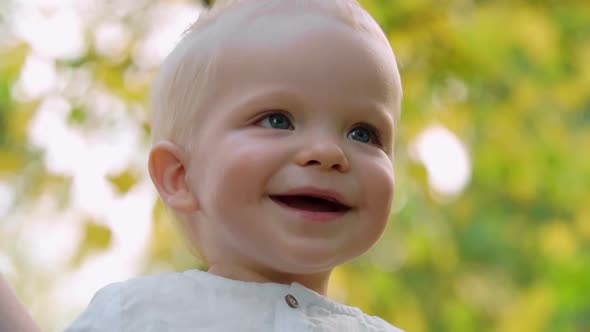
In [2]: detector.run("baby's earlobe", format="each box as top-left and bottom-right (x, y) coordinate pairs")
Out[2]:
(165, 191), (199, 213)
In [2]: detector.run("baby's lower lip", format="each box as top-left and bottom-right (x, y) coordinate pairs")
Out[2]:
(269, 196), (349, 222)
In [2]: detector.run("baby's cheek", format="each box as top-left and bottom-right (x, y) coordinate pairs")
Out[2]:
(363, 160), (395, 224)
(213, 143), (269, 202)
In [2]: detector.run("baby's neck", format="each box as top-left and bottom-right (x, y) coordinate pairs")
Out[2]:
(207, 264), (331, 295)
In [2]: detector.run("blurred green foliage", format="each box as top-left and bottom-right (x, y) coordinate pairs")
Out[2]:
(0, 0), (589, 331)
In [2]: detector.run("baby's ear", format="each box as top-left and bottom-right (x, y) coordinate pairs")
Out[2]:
(148, 141), (199, 213)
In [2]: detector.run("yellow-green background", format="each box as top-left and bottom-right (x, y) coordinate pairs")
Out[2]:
(1, 0), (589, 331)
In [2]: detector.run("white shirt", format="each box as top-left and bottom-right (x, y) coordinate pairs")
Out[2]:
(65, 269), (403, 332)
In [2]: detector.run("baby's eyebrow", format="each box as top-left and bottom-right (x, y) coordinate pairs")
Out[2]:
(233, 88), (305, 113)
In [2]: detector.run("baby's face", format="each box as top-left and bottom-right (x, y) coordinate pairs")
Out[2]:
(185, 12), (401, 276)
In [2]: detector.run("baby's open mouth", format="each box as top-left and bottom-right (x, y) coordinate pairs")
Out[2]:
(269, 195), (351, 213)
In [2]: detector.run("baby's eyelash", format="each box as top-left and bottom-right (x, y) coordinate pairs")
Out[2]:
(253, 110), (294, 130)
(251, 110), (286, 121)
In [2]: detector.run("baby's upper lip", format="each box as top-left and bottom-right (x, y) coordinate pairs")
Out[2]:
(271, 186), (352, 208)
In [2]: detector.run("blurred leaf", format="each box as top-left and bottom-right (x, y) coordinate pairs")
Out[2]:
(107, 169), (140, 194)
(0, 148), (25, 174)
(67, 107), (87, 125)
(71, 221), (112, 266)
(497, 284), (555, 332)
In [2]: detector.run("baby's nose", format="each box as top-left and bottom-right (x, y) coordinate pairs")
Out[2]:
(294, 140), (350, 172)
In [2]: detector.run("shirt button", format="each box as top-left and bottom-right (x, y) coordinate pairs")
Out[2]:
(285, 294), (299, 308)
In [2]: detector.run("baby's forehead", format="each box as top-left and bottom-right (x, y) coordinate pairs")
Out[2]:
(200, 4), (396, 78)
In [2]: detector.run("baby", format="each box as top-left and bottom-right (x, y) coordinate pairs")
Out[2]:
(67, 0), (403, 330)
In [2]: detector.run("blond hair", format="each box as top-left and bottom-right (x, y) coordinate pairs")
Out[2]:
(150, 0), (398, 150)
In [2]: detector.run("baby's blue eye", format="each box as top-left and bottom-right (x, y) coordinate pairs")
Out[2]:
(348, 125), (381, 146)
(259, 113), (293, 130)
